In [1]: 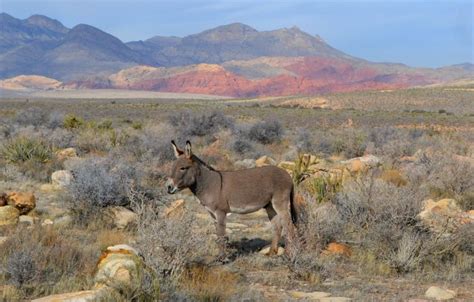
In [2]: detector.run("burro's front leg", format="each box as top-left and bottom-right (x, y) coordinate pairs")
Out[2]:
(215, 210), (228, 262)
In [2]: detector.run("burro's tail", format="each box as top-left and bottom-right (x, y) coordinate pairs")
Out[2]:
(290, 184), (298, 225)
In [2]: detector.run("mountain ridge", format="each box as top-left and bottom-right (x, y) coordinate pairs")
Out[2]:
(1, 13), (472, 96)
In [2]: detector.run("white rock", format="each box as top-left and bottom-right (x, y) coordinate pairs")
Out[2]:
(234, 159), (256, 169)
(425, 286), (456, 300)
(19, 215), (35, 225)
(105, 207), (138, 230)
(32, 288), (114, 302)
(51, 170), (73, 187)
(41, 219), (54, 226)
(288, 291), (331, 299)
(259, 245), (285, 256)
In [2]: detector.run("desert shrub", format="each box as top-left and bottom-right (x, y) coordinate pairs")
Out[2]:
(169, 110), (234, 138)
(5, 250), (37, 288)
(0, 226), (96, 299)
(66, 156), (139, 224)
(368, 127), (416, 158)
(132, 124), (176, 163)
(14, 107), (49, 128)
(97, 119), (113, 130)
(63, 114), (84, 129)
(294, 128), (313, 153)
(231, 138), (255, 156)
(1, 137), (52, 163)
(307, 128), (367, 157)
(326, 174), (472, 276)
(133, 194), (209, 294)
(72, 126), (130, 153)
(246, 119), (283, 145)
(425, 154), (474, 210)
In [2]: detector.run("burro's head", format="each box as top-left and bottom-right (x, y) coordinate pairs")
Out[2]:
(166, 140), (198, 194)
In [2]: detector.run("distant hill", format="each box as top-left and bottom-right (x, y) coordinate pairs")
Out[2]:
(126, 23), (354, 66)
(0, 13), (472, 97)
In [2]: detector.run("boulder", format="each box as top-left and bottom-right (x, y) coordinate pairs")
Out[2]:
(0, 236), (8, 245)
(51, 170), (73, 187)
(31, 288), (114, 302)
(234, 159), (256, 169)
(162, 199), (185, 218)
(342, 155), (381, 173)
(105, 207), (138, 230)
(259, 245), (285, 256)
(288, 291), (331, 299)
(94, 244), (146, 295)
(0, 206), (20, 226)
(19, 215), (36, 226)
(255, 155), (276, 167)
(56, 147), (78, 161)
(322, 242), (352, 257)
(278, 161), (296, 173)
(6, 192), (36, 215)
(380, 169), (407, 186)
(41, 219), (54, 227)
(418, 199), (472, 233)
(424, 286), (456, 300)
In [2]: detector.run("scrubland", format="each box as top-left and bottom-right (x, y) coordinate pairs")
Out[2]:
(0, 88), (473, 301)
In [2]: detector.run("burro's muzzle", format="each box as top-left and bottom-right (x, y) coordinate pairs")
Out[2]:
(166, 178), (178, 194)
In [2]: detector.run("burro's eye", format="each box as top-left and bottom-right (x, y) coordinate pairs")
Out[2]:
(180, 167), (187, 171)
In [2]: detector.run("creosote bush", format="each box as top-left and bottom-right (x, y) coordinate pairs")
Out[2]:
(247, 119), (283, 145)
(133, 193), (209, 294)
(169, 110), (234, 138)
(66, 156), (139, 224)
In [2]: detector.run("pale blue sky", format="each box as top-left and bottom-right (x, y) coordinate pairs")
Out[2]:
(2, 0), (472, 67)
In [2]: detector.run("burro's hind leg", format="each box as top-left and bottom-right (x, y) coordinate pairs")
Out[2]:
(271, 190), (298, 258)
(265, 203), (282, 256)
(215, 210), (228, 262)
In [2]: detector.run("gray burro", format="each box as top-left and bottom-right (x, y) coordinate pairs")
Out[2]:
(166, 140), (299, 260)
(32, 244), (158, 302)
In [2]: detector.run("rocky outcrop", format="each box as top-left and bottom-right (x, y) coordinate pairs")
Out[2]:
(322, 242), (352, 257)
(255, 155), (276, 167)
(32, 244), (158, 301)
(55, 147), (77, 161)
(31, 288), (115, 302)
(104, 207), (138, 230)
(418, 199), (473, 234)
(6, 192), (36, 215)
(94, 244), (153, 296)
(162, 199), (185, 218)
(424, 286), (456, 301)
(0, 206), (20, 226)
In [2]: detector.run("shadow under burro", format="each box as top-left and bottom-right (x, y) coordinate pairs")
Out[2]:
(205, 237), (271, 265)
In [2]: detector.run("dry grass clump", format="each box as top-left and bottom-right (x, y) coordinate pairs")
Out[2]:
(0, 226), (98, 300)
(179, 265), (240, 301)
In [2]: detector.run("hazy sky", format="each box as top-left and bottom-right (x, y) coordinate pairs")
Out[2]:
(2, 0), (473, 67)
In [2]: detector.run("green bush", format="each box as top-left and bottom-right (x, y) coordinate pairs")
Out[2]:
(63, 114), (84, 129)
(1, 137), (52, 163)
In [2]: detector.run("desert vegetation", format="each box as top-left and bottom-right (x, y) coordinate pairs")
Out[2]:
(0, 94), (473, 301)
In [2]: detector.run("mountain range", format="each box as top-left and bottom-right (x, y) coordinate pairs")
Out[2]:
(1, 13), (472, 97)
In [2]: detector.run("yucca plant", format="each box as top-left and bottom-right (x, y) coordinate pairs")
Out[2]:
(1, 137), (52, 163)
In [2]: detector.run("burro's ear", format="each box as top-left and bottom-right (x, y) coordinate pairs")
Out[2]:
(185, 140), (192, 159)
(171, 140), (183, 158)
